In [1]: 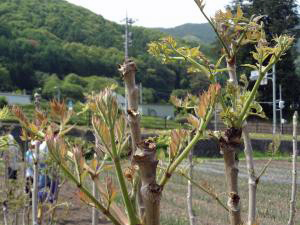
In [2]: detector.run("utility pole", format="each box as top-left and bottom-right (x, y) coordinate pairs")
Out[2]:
(279, 84), (283, 134)
(124, 16), (128, 61)
(250, 64), (277, 134)
(139, 83), (142, 104)
(272, 64), (276, 134)
(122, 13), (136, 112)
(278, 85), (286, 134)
(123, 13), (135, 61)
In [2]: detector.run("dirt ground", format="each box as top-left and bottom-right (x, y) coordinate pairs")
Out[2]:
(53, 159), (300, 225)
(54, 182), (112, 225)
(1, 159), (299, 225)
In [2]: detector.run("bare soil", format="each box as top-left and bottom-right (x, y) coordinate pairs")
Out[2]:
(54, 182), (113, 225)
(1, 159), (299, 225)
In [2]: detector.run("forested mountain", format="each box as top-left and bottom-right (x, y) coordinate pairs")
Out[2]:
(156, 23), (216, 44)
(0, 0), (213, 102)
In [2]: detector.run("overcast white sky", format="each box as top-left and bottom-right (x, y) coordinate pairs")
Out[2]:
(66, 0), (231, 28)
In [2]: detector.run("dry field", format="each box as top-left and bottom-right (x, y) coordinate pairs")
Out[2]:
(1, 159), (299, 225)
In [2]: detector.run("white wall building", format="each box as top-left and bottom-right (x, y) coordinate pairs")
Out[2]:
(0, 92), (31, 105)
(115, 93), (174, 118)
(139, 104), (174, 118)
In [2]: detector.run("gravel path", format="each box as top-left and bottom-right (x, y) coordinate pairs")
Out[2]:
(182, 159), (300, 185)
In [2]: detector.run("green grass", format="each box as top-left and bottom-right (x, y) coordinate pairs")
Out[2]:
(161, 215), (188, 225)
(141, 116), (184, 129)
(238, 150), (291, 160)
(2, 103), (184, 129)
(250, 132), (293, 141)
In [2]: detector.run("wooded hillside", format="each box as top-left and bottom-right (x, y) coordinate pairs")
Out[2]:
(0, 0), (213, 102)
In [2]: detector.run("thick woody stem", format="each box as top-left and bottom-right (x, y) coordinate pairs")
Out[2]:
(242, 123), (257, 225)
(187, 149), (195, 225)
(32, 142), (40, 225)
(221, 54), (242, 225)
(118, 60), (141, 154)
(227, 56), (238, 86)
(133, 140), (161, 225)
(288, 111), (298, 225)
(220, 127), (242, 225)
(32, 93), (41, 225)
(92, 180), (99, 225)
(3, 201), (8, 225)
(119, 60), (144, 219)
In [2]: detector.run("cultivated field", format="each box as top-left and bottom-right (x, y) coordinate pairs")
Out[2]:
(1, 159), (297, 225)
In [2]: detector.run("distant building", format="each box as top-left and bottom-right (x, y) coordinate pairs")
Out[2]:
(0, 92), (31, 105)
(114, 93), (126, 109)
(139, 104), (174, 118)
(114, 93), (174, 118)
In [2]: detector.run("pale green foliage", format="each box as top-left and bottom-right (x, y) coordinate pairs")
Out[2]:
(0, 135), (9, 151)
(87, 88), (128, 157)
(171, 84), (221, 129)
(148, 36), (226, 80)
(244, 35), (295, 72)
(149, 6), (294, 129)
(220, 75), (265, 127)
(0, 106), (10, 120)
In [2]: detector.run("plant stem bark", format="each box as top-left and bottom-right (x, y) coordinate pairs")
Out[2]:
(222, 58), (242, 225)
(133, 141), (161, 225)
(187, 149), (195, 225)
(119, 60), (144, 219)
(3, 201), (8, 225)
(222, 147), (241, 225)
(242, 123), (257, 225)
(227, 59), (238, 85)
(32, 141), (40, 225)
(92, 180), (99, 225)
(288, 111), (298, 225)
(119, 60), (141, 154)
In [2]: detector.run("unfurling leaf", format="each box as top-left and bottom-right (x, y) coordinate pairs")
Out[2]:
(93, 116), (111, 152)
(236, 5), (243, 19)
(268, 134), (281, 155)
(0, 107), (11, 120)
(77, 191), (93, 205)
(239, 74), (249, 89)
(187, 114), (200, 129)
(248, 101), (266, 119)
(170, 95), (182, 108)
(194, 0), (205, 10)
(157, 148), (166, 161)
(35, 110), (47, 125)
(11, 106), (29, 126)
(241, 64), (258, 70)
(124, 166), (136, 182)
(20, 128), (29, 141)
(106, 177), (117, 204)
(73, 146), (84, 175)
(171, 94), (199, 109)
(225, 9), (233, 19)
(91, 158), (98, 171)
(196, 83), (221, 119)
(169, 129), (188, 160)
(50, 100), (67, 119)
(29, 123), (39, 134)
